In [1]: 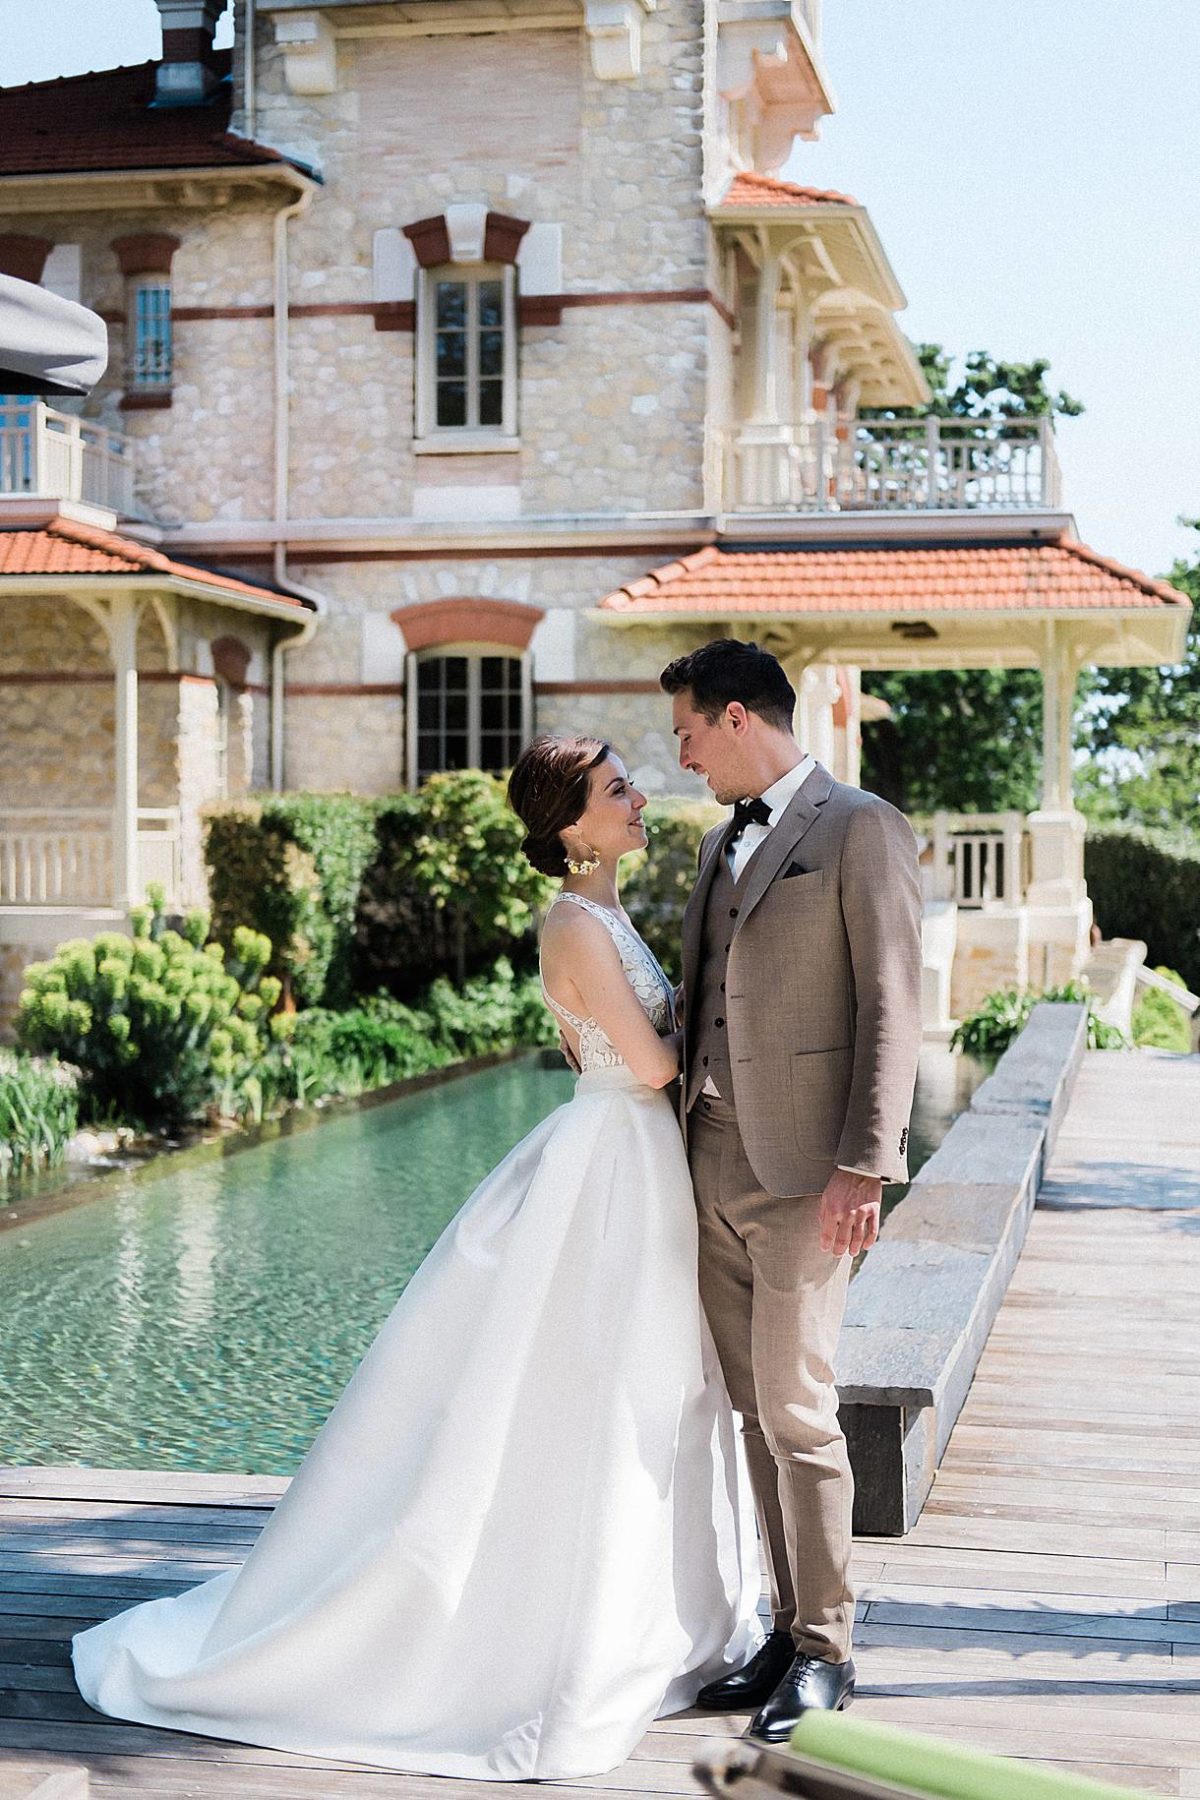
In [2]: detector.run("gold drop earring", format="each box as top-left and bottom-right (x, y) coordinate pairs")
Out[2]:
(565, 842), (600, 876)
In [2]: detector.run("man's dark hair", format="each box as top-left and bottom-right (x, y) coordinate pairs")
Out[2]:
(659, 638), (795, 732)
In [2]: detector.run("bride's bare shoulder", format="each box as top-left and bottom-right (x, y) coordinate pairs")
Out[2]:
(540, 900), (619, 965)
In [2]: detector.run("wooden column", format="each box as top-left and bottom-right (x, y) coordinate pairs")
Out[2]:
(752, 246), (781, 422)
(1039, 621), (1075, 810)
(109, 592), (140, 909)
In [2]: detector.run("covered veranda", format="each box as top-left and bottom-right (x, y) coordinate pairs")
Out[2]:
(598, 533), (1192, 1020)
(0, 501), (312, 1027)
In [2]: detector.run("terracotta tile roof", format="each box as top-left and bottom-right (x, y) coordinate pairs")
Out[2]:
(0, 515), (308, 610)
(0, 56), (304, 178)
(600, 540), (1190, 616)
(717, 171), (859, 209)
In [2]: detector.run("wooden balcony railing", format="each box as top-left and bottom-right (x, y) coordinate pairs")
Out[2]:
(927, 811), (1029, 910)
(0, 401), (136, 516)
(0, 809), (181, 908)
(722, 415), (1062, 514)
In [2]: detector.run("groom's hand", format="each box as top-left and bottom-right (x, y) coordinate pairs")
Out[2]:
(819, 1168), (882, 1258)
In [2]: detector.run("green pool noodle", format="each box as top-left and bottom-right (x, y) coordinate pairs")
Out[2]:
(791, 1709), (1140, 1800)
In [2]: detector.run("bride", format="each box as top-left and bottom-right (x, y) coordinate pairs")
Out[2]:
(71, 733), (762, 1781)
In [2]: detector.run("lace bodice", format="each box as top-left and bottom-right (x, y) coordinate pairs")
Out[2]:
(540, 892), (675, 1073)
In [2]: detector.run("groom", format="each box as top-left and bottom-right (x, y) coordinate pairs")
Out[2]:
(660, 639), (922, 1741)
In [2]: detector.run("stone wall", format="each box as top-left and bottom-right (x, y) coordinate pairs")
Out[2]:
(3, 7), (714, 530)
(268, 551), (710, 796)
(0, 594), (178, 810)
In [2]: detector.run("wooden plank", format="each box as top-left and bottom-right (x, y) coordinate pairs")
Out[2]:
(0, 1763), (89, 1800)
(899, 1512), (1166, 1559)
(862, 1598), (1200, 1647)
(0, 1575), (190, 1603)
(921, 1486), (1200, 1527)
(0, 1472), (285, 1508)
(856, 1691), (1200, 1740)
(0, 1520), (260, 1548)
(0, 1557), (232, 1584)
(0, 1499), (271, 1529)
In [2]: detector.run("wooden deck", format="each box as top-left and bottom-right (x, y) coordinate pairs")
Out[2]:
(2, 1049), (1199, 1798)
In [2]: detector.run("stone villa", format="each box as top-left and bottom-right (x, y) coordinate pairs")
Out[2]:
(0, 0), (1190, 1026)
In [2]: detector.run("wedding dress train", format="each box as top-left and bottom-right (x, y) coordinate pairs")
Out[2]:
(72, 892), (762, 1779)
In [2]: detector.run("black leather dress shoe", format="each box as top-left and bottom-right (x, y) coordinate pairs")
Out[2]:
(694, 1631), (797, 1711)
(747, 1652), (856, 1742)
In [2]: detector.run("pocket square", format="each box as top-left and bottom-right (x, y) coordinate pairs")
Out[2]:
(782, 861), (814, 879)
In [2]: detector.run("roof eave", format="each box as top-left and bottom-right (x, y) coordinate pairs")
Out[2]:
(0, 570), (312, 621)
(0, 162), (318, 213)
(591, 600), (1192, 667)
(709, 201), (908, 313)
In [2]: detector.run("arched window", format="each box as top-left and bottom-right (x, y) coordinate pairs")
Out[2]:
(411, 648), (526, 783)
(392, 597), (544, 786)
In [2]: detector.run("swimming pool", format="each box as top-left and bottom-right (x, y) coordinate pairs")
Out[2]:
(0, 1047), (982, 1474)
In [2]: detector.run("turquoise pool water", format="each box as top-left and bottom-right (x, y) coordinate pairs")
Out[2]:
(0, 1047), (982, 1475)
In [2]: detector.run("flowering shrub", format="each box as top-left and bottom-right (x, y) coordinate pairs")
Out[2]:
(15, 894), (280, 1130)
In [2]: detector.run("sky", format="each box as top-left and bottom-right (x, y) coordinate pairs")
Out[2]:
(2, 0), (1197, 582)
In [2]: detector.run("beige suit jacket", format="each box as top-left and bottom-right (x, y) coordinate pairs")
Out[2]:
(680, 764), (923, 1197)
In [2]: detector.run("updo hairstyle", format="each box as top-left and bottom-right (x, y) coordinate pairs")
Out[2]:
(507, 734), (610, 878)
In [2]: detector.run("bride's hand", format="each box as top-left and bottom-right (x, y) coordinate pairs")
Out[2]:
(559, 1029), (581, 1075)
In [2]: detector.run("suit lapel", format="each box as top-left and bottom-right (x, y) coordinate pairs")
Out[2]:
(734, 762), (835, 935)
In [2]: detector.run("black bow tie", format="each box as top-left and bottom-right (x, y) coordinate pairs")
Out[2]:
(731, 796), (772, 834)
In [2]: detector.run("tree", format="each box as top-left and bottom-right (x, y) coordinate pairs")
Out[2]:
(1077, 524), (1200, 836)
(905, 344), (1083, 422)
(860, 344), (1084, 815)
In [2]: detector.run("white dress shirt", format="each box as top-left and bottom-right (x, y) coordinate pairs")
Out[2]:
(727, 755), (816, 882)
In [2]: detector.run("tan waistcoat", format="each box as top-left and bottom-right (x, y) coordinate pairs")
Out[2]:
(686, 843), (738, 1111)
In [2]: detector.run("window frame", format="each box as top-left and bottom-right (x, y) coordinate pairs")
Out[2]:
(127, 273), (173, 391)
(405, 642), (533, 789)
(414, 263), (518, 447)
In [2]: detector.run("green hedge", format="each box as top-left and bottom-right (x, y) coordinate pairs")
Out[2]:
(355, 773), (550, 999)
(1085, 827), (1200, 994)
(206, 774), (552, 1006)
(204, 780), (721, 1003)
(1131, 967), (1193, 1052)
(204, 795), (378, 1010)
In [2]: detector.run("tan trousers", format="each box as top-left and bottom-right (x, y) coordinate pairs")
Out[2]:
(688, 1096), (855, 1663)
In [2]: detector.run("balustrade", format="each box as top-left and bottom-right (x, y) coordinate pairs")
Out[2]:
(0, 809), (180, 908)
(0, 401), (136, 515)
(929, 811), (1028, 910)
(723, 415), (1061, 514)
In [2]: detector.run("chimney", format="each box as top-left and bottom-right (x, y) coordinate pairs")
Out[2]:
(152, 0), (226, 107)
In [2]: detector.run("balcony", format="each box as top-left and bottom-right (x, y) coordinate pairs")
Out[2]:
(0, 400), (136, 516)
(720, 415), (1062, 515)
(0, 809), (181, 909)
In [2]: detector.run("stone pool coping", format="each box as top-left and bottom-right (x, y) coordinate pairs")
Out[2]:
(836, 1001), (1089, 1536)
(0, 1046), (542, 1238)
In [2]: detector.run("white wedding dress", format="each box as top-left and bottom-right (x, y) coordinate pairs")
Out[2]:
(72, 892), (762, 1780)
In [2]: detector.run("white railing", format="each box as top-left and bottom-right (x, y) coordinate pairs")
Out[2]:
(0, 808), (181, 908)
(928, 811), (1028, 910)
(0, 401), (136, 515)
(723, 415), (1062, 514)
